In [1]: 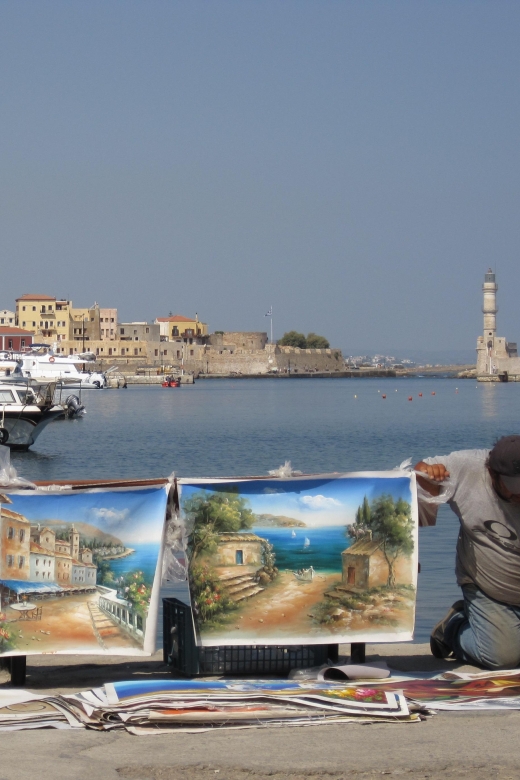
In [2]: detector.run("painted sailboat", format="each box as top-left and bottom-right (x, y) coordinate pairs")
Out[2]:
(303, 537), (310, 547)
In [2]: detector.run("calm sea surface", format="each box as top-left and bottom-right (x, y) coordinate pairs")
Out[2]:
(10, 377), (520, 642)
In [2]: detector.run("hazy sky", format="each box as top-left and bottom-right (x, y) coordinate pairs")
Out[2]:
(1, 2), (519, 356)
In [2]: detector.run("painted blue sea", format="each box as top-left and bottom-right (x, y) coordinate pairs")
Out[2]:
(253, 526), (349, 573)
(106, 542), (161, 585)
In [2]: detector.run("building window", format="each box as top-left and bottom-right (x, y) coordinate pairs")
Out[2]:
(32, 321), (36, 327)
(154, 349), (158, 356)
(101, 329), (104, 336)
(134, 348), (138, 355)
(111, 318), (114, 322)
(8, 340), (12, 349)
(41, 306), (46, 313)
(32, 306), (36, 311)
(7, 526), (14, 539)
(6, 555), (13, 568)
(18, 556), (25, 568)
(146, 327), (149, 333)
(22, 306), (26, 311)
(22, 321), (25, 326)
(19, 529), (25, 542)
(120, 328), (125, 335)
(21, 340), (25, 347)
(36, 559), (40, 566)
(177, 350), (181, 358)
(121, 348), (125, 356)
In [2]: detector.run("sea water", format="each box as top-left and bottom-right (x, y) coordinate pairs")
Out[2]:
(10, 377), (520, 642)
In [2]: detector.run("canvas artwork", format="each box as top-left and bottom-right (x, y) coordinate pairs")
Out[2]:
(0, 485), (168, 656)
(180, 472), (418, 646)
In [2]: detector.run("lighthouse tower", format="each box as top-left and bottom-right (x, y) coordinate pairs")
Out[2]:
(482, 268), (498, 346)
(476, 268), (517, 377)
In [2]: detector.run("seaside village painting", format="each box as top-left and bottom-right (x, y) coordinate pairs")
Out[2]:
(181, 475), (418, 645)
(0, 486), (168, 655)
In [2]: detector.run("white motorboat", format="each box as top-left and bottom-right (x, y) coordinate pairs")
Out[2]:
(0, 346), (107, 389)
(0, 382), (80, 450)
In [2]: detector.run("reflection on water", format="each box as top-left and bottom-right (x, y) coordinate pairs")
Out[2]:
(480, 383), (498, 418)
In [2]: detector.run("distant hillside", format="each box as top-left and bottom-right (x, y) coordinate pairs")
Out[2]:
(254, 514), (306, 528)
(31, 520), (123, 547)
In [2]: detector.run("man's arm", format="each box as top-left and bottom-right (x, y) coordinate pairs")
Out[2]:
(414, 461), (450, 497)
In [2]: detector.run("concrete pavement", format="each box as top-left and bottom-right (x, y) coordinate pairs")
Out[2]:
(0, 644), (518, 780)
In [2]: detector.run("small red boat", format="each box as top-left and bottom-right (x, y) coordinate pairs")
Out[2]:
(162, 376), (180, 388)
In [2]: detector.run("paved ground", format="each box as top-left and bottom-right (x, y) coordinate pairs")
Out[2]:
(1, 643), (519, 780)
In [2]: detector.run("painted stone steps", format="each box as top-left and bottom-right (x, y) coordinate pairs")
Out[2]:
(231, 585), (265, 602)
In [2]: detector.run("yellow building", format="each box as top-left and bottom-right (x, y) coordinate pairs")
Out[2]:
(155, 314), (208, 342)
(16, 294), (73, 341)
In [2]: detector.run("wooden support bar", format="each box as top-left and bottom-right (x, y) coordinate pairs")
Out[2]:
(350, 642), (366, 663)
(9, 656), (26, 686)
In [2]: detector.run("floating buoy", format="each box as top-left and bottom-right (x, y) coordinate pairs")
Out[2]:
(354, 395), (357, 398)
(378, 390), (380, 393)
(408, 396), (413, 401)
(431, 392), (436, 396)
(418, 392), (423, 397)
(382, 394), (386, 399)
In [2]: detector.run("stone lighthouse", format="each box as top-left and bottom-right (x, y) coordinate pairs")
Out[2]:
(476, 269), (518, 378)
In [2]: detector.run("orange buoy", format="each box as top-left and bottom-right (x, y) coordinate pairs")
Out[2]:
(418, 392), (423, 397)
(382, 394), (386, 399)
(408, 396), (413, 401)
(431, 391), (436, 396)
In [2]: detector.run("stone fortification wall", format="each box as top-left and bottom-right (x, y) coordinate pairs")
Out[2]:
(182, 345), (343, 375)
(208, 332), (268, 350)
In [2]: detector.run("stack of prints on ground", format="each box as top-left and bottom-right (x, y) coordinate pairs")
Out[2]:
(63, 679), (417, 733)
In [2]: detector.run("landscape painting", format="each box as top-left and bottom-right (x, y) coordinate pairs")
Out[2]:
(180, 473), (418, 646)
(0, 485), (168, 656)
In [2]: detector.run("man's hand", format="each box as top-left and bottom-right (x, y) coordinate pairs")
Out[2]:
(414, 461), (450, 496)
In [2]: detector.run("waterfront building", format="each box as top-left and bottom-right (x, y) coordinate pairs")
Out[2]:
(0, 326), (34, 351)
(155, 314), (208, 342)
(0, 310), (15, 326)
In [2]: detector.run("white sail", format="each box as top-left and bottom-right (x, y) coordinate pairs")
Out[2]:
(303, 537), (310, 547)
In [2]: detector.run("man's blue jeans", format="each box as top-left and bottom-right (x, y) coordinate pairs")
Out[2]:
(445, 584), (520, 669)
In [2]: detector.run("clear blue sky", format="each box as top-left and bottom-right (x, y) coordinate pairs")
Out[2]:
(1, 1), (519, 356)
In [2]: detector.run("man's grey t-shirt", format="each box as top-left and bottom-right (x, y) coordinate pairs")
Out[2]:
(423, 449), (520, 606)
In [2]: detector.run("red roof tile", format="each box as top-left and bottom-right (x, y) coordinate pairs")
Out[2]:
(16, 294), (56, 301)
(0, 326), (34, 335)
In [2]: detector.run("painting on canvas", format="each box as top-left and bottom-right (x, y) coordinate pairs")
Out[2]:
(0, 485), (168, 656)
(180, 473), (418, 646)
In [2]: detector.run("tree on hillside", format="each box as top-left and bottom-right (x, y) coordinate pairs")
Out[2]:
(278, 331), (307, 348)
(306, 333), (330, 349)
(184, 490), (256, 562)
(348, 494), (414, 587)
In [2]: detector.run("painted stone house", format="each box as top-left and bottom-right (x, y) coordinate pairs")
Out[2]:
(214, 533), (264, 567)
(341, 537), (412, 591)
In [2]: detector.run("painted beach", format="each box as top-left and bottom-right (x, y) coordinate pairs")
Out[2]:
(182, 476), (417, 645)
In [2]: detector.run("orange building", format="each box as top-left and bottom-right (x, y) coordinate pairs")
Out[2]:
(0, 501), (31, 581)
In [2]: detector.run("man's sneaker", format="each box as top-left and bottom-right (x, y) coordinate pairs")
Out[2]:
(430, 600), (465, 659)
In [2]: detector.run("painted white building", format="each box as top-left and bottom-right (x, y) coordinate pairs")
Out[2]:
(30, 543), (56, 581)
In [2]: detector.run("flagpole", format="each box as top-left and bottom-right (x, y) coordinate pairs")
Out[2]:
(271, 307), (273, 344)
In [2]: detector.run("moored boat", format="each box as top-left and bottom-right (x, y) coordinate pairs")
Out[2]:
(0, 382), (70, 450)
